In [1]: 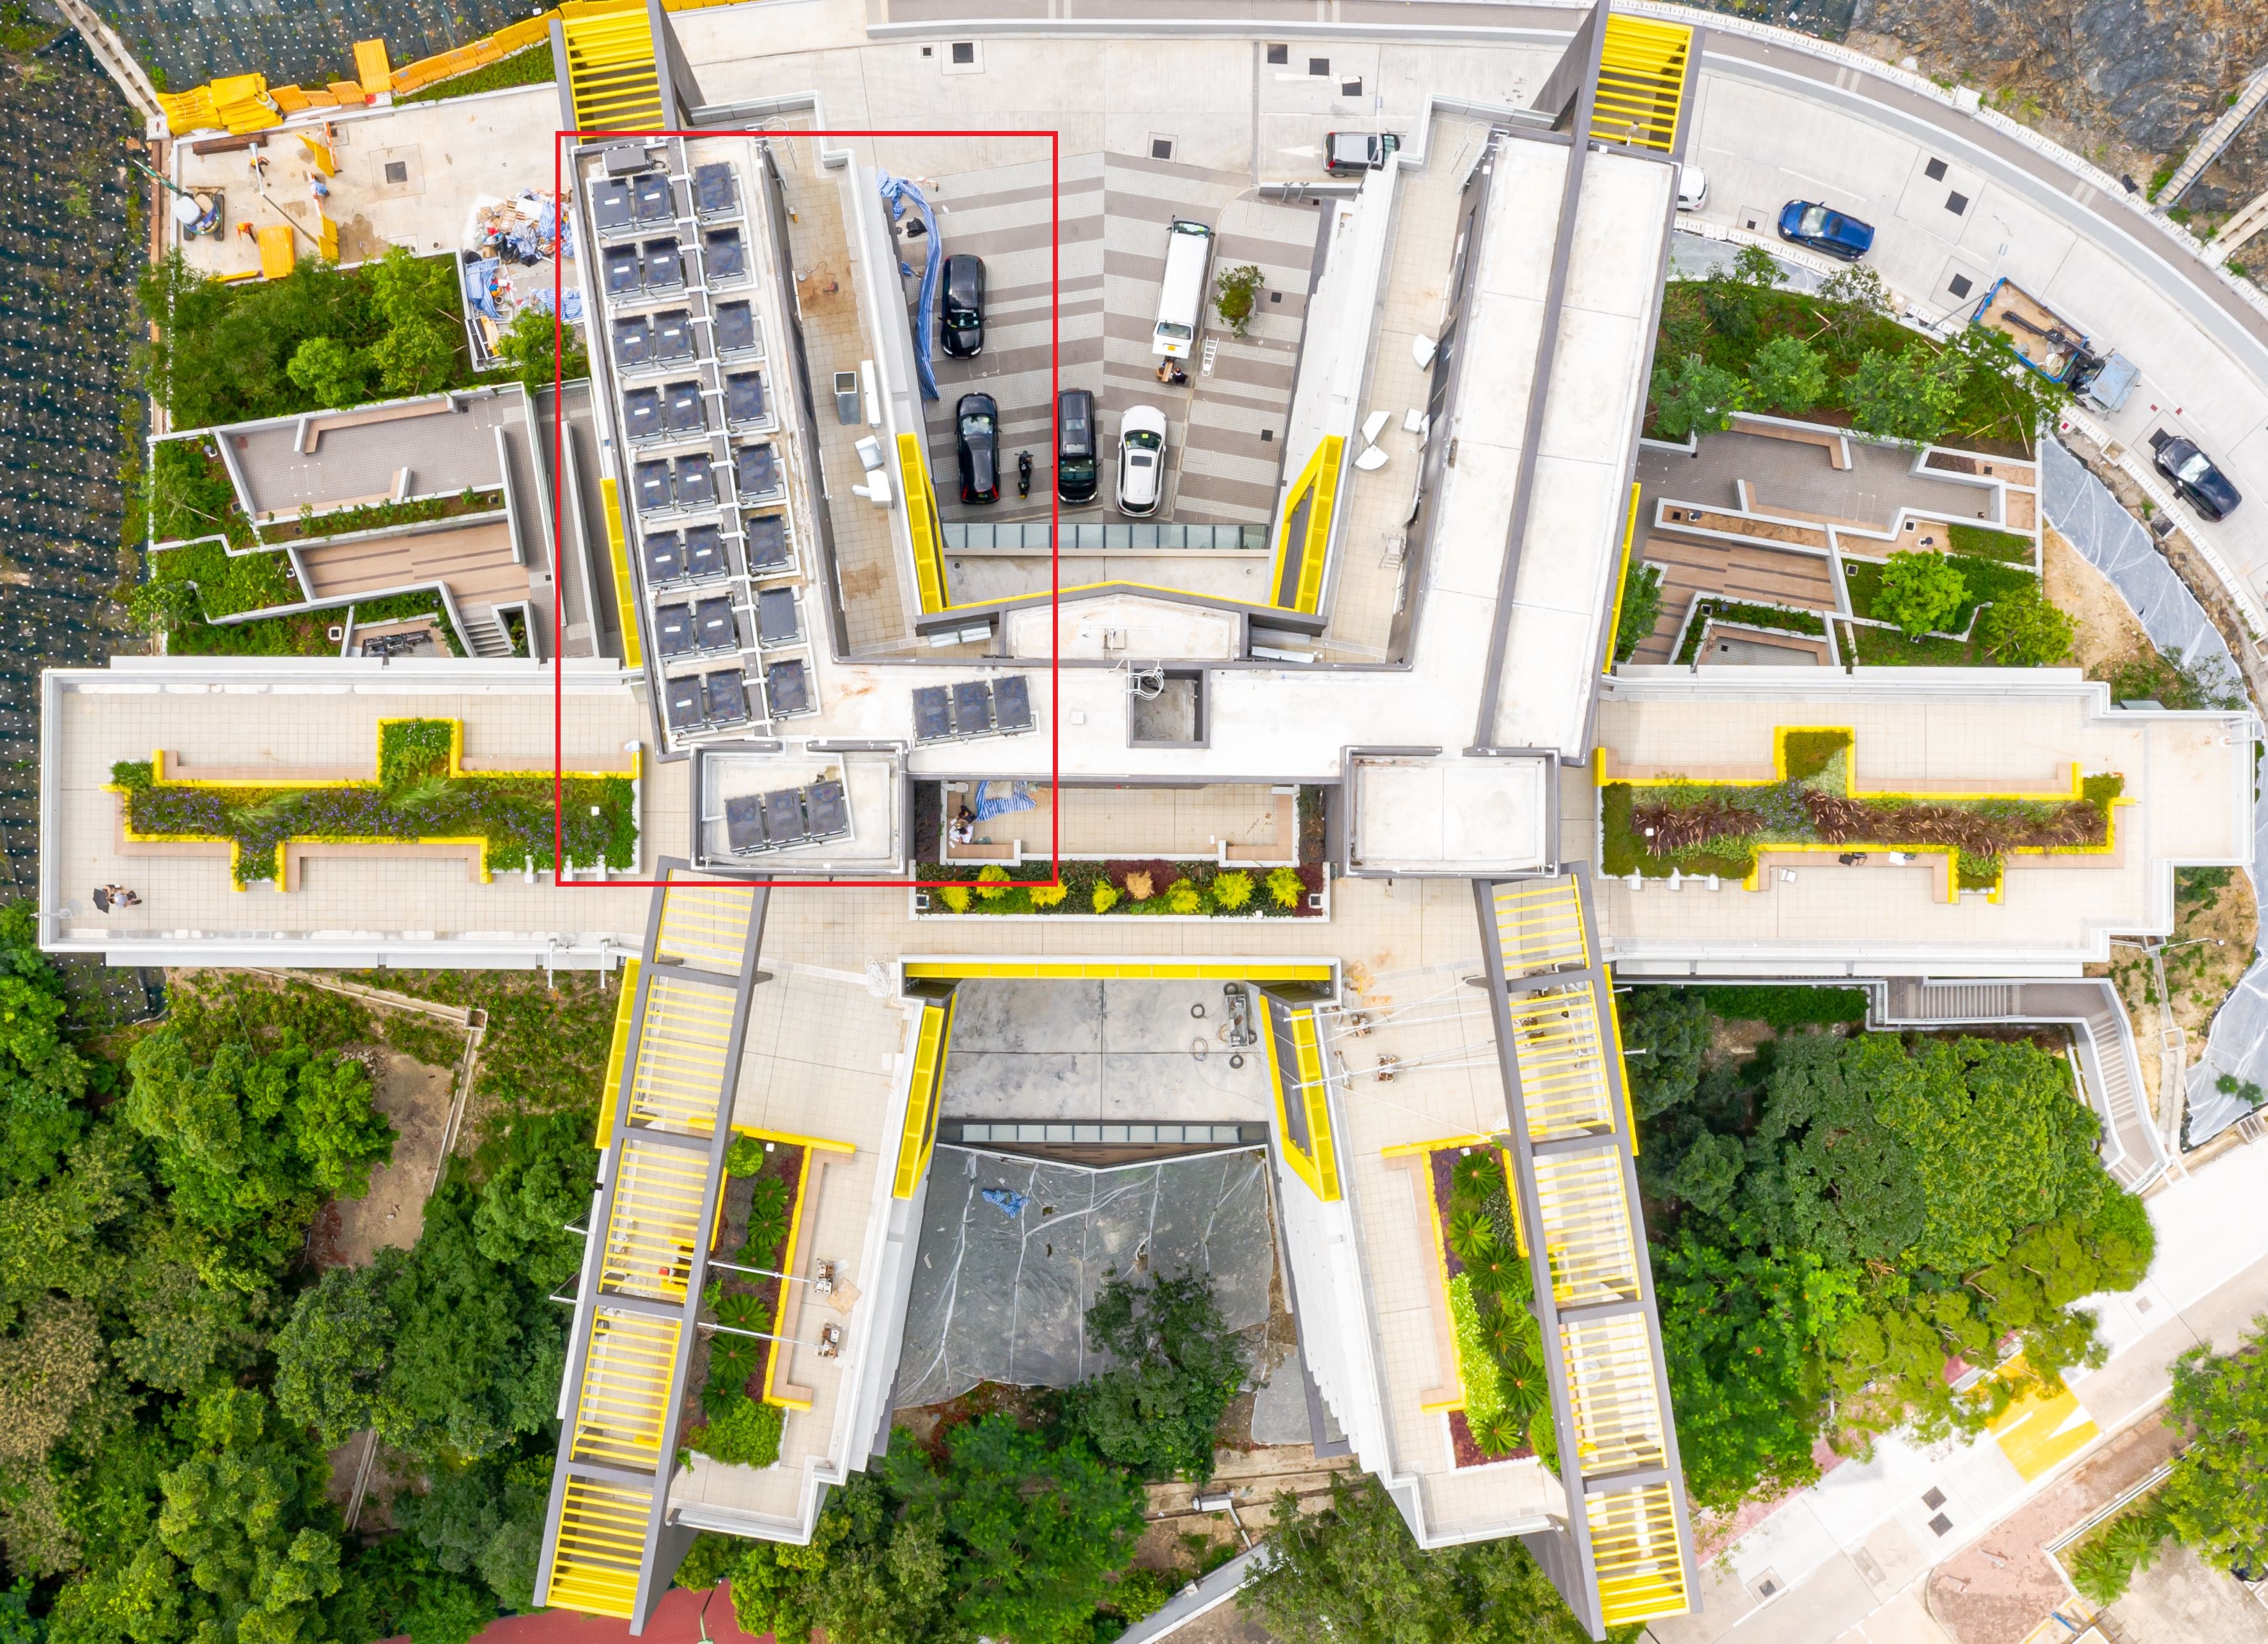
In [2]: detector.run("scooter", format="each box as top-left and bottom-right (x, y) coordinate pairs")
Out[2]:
(1016, 449), (1033, 499)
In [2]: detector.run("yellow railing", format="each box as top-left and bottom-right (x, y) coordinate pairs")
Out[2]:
(1590, 15), (1691, 153)
(568, 1307), (681, 1468)
(1600, 481), (1643, 676)
(1588, 1481), (1689, 1624)
(1505, 986), (1617, 1141)
(654, 881), (756, 969)
(594, 957), (642, 1144)
(904, 960), (1334, 982)
(561, 0), (664, 132)
(899, 432), (949, 613)
(600, 476), (644, 670)
(1268, 435), (1344, 615)
(545, 1477), (649, 1616)
(1264, 998), (1340, 1202)
(1493, 880), (1590, 979)
(892, 998), (953, 1198)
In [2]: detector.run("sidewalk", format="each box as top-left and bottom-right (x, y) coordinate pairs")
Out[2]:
(1647, 1136), (2268, 1644)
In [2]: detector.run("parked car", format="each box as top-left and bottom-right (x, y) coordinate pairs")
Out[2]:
(956, 393), (998, 504)
(2152, 430), (2242, 520)
(1323, 131), (1397, 175)
(1776, 200), (1874, 260)
(940, 253), (985, 358)
(1056, 388), (1098, 505)
(1115, 405), (1167, 516)
(1676, 165), (1707, 212)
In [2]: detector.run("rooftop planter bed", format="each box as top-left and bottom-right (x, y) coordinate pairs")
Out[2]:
(913, 859), (1324, 918)
(263, 487), (504, 543)
(683, 1139), (802, 1471)
(1671, 597), (1827, 666)
(1599, 726), (2124, 896)
(1423, 1147), (1553, 1469)
(164, 591), (467, 658)
(1842, 552), (2039, 637)
(110, 717), (636, 889)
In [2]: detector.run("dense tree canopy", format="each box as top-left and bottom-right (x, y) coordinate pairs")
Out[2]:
(2157, 1317), (2268, 1574)
(1059, 1271), (1248, 1482)
(1239, 1472), (1609, 1644)
(1635, 992), (2152, 1497)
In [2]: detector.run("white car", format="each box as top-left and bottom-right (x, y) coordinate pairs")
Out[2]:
(1676, 165), (1707, 212)
(1116, 404), (1167, 516)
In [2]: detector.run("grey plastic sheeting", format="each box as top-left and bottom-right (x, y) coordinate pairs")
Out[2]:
(2041, 437), (2261, 1145)
(895, 1147), (1274, 1409)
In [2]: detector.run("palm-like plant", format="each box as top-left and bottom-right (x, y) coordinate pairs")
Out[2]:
(1468, 1409), (1525, 1457)
(1447, 1209), (1497, 1263)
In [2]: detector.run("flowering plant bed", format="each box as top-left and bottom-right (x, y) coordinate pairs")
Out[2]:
(1427, 1147), (1553, 1469)
(913, 858), (1324, 917)
(1600, 726), (2123, 894)
(109, 717), (636, 888)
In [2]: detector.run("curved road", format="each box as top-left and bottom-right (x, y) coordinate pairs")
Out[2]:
(874, 0), (2268, 646)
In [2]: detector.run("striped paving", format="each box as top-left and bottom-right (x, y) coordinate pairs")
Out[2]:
(919, 151), (1319, 540)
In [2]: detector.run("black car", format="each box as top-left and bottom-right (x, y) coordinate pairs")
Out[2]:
(2152, 430), (2242, 520)
(956, 393), (999, 504)
(1055, 388), (1098, 504)
(940, 252), (985, 358)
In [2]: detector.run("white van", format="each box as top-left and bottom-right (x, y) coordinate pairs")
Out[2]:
(1152, 219), (1214, 359)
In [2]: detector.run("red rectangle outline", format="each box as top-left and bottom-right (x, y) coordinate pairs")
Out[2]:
(550, 125), (1062, 889)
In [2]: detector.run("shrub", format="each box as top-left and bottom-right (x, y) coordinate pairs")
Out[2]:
(1091, 881), (1121, 914)
(688, 1393), (784, 1469)
(1613, 562), (1664, 662)
(1651, 352), (1747, 441)
(975, 865), (1011, 901)
(1031, 883), (1067, 909)
(724, 1136), (766, 1177)
(1213, 870), (1254, 910)
(1266, 866), (1305, 909)
(1215, 264), (1264, 337)
(1977, 582), (2075, 666)
(1124, 871), (1155, 903)
(1875, 550), (1968, 639)
(939, 885), (971, 913)
(1746, 334), (1829, 414)
(1166, 878), (1204, 915)
(400, 43), (555, 103)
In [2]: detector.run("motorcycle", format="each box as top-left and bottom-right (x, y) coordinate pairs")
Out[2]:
(1016, 449), (1033, 499)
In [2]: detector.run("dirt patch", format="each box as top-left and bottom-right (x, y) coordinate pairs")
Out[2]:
(2044, 527), (2152, 676)
(2096, 952), (2164, 1119)
(1928, 1414), (2186, 1644)
(2166, 870), (2258, 1043)
(307, 1048), (455, 1268)
(1709, 1018), (1777, 1063)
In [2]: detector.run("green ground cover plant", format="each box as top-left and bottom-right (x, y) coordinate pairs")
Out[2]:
(113, 717), (635, 886)
(1620, 985), (2154, 1508)
(1945, 522), (2036, 563)
(1672, 597), (1826, 665)
(1843, 552), (2041, 638)
(1602, 729), (2120, 885)
(399, 45), (556, 104)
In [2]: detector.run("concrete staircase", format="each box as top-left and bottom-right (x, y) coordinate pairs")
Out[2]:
(461, 607), (516, 658)
(2159, 63), (2268, 208)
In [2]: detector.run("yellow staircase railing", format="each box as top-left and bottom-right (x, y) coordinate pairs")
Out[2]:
(892, 998), (952, 1198)
(561, 0), (664, 132)
(541, 876), (765, 1625)
(1590, 15), (1691, 153)
(1487, 871), (1691, 1632)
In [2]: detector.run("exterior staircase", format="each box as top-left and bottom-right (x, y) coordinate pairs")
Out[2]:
(2159, 63), (2268, 208)
(461, 607), (516, 658)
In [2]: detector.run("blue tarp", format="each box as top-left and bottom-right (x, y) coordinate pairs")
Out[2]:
(877, 171), (941, 402)
(974, 780), (1037, 821)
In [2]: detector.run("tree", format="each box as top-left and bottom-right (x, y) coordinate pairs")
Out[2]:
(1843, 345), (1969, 442)
(490, 307), (589, 392)
(274, 1253), (401, 1447)
(1745, 333), (1829, 415)
(369, 318), (458, 399)
(1654, 1240), (1821, 1508)
(733, 1417), (1144, 1644)
(1739, 1032), (1925, 1265)
(1662, 1130), (1743, 1215)
(1213, 264), (1264, 338)
(1874, 550), (1968, 639)
(0, 1296), (103, 1466)
(470, 1110), (598, 1289)
(2155, 1315), (2268, 1575)
(1817, 263), (1890, 316)
(1977, 582), (2075, 666)
(284, 337), (372, 409)
(1617, 987), (1709, 1119)
(1060, 1271), (1248, 1481)
(1650, 352), (1746, 442)
(1697, 244), (1783, 340)
(392, 1450), (550, 1613)
(1945, 324), (2067, 446)
(1239, 1471), (1599, 1644)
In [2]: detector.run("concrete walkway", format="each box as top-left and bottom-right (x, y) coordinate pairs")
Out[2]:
(1644, 1132), (2268, 1644)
